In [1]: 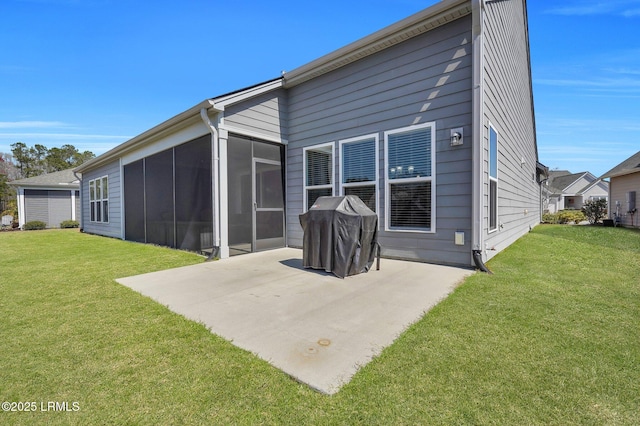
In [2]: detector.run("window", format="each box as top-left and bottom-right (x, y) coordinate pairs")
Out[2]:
(303, 143), (334, 210)
(89, 175), (108, 223)
(340, 135), (378, 212)
(384, 123), (435, 232)
(489, 125), (498, 232)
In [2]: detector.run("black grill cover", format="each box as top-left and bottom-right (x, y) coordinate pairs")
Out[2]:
(299, 195), (378, 278)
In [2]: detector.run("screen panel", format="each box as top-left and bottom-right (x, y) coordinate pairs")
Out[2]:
(145, 149), (175, 247)
(175, 136), (213, 251)
(124, 160), (145, 242)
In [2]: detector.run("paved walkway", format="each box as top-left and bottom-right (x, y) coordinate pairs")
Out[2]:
(117, 248), (473, 394)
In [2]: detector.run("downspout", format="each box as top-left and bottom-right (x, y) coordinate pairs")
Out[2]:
(17, 187), (25, 228)
(471, 0), (491, 273)
(200, 107), (221, 259)
(73, 171), (83, 232)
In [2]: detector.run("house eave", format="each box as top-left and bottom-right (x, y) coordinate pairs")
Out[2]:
(9, 183), (79, 190)
(75, 78), (286, 174)
(211, 78), (283, 110)
(74, 99), (217, 173)
(282, 0), (471, 87)
(601, 169), (640, 179)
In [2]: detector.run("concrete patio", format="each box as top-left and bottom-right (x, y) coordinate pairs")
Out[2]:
(117, 248), (474, 394)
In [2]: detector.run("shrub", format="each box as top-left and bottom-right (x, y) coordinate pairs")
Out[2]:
(582, 199), (608, 225)
(557, 210), (586, 224)
(23, 221), (47, 230)
(542, 212), (559, 224)
(60, 220), (80, 229)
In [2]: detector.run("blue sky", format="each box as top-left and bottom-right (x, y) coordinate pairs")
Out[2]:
(1, 0), (638, 177)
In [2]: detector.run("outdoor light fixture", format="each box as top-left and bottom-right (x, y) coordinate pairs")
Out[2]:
(450, 128), (463, 146)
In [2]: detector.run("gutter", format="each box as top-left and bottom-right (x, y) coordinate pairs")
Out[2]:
(471, 0), (489, 271)
(200, 107), (221, 259)
(74, 99), (215, 174)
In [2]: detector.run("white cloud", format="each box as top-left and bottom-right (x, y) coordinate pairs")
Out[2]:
(0, 121), (68, 129)
(546, 0), (640, 16)
(535, 77), (640, 89)
(537, 117), (640, 132)
(603, 67), (640, 75)
(0, 132), (131, 141)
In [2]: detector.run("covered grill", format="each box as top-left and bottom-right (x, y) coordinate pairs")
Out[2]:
(299, 195), (379, 278)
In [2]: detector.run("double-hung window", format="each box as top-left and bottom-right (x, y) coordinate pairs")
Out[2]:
(303, 143), (334, 210)
(340, 134), (378, 212)
(489, 125), (498, 232)
(89, 176), (109, 223)
(384, 123), (435, 232)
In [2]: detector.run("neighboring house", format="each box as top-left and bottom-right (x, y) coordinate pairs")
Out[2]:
(75, 0), (546, 268)
(9, 169), (81, 229)
(600, 151), (640, 228)
(544, 170), (608, 213)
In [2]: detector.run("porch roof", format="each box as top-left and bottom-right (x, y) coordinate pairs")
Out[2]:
(600, 150), (640, 179)
(9, 168), (79, 189)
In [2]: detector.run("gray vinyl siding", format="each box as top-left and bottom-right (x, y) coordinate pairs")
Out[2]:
(224, 89), (288, 141)
(81, 160), (122, 238)
(286, 16), (474, 266)
(482, 0), (540, 258)
(24, 189), (73, 228)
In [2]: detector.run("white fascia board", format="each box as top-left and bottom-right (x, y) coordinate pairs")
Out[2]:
(14, 185), (79, 191)
(75, 99), (219, 173)
(212, 79), (283, 110)
(579, 178), (606, 194)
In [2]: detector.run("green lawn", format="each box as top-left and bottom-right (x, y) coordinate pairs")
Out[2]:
(1, 226), (638, 425)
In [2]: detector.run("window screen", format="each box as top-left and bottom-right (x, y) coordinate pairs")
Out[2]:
(387, 128), (431, 180)
(89, 175), (108, 223)
(489, 126), (498, 231)
(385, 124), (434, 231)
(341, 136), (377, 211)
(304, 144), (333, 210)
(306, 147), (332, 186)
(389, 182), (432, 229)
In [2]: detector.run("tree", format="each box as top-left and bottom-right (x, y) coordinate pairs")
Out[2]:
(582, 199), (608, 225)
(45, 144), (95, 172)
(0, 153), (20, 180)
(10, 142), (95, 178)
(0, 154), (19, 215)
(11, 142), (35, 178)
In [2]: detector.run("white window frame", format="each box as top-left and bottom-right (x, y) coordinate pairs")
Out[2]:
(89, 175), (109, 224)
(339, 133), (379, 213)
(488, 124), (498, 233)
(302, 142), (334, 211)
(384, 122), (436, 233)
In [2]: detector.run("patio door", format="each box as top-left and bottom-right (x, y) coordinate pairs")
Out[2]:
(253, 159), (285, 251)
(227, 135), (285, 255)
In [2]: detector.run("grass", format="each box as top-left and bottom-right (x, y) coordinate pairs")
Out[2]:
(0, 226), (638, 425)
